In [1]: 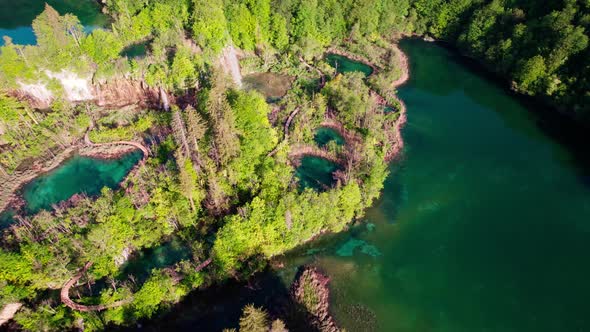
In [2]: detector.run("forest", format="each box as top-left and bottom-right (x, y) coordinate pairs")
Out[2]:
(0, 0), (588, 331)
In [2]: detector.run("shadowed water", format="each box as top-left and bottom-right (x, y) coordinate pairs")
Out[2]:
(22, 151), (142, 214)
(119, 238), (191, 284)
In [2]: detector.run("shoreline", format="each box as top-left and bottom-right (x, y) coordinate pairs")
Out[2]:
(325, 47), (378, 73)
(385, 41), (410, 162)
(290, 266), (340, 332)
(0, 142), (144, 215)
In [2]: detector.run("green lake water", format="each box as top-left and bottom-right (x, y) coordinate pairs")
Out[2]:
(277, 39), (590, 332)
(0, 0), (108, 46)
(325, 53), (374, 76)
(21, 151), (142, 214)
(295, 156), (340, 191)
(314, 127), (345, 147)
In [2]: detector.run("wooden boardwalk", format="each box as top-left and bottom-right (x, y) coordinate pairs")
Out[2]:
(61, 258), (212, 312)
(60, 262), (131, 312)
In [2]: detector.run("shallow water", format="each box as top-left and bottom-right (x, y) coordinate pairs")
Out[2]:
(325, 53), (374, 76)
(242, 72), (293, 102)
(0, 0), (108, 46)
(314, 127), (344, 147)
(278, 39), (590, 331)
(21, 151), (142, 214)
(295, 156), (340, 191)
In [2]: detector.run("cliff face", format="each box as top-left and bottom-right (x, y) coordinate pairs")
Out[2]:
(92, 79), (164, 109)
(13, 72), (167, 110)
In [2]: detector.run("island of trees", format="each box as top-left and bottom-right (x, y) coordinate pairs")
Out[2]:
(0, 0), (588, 330)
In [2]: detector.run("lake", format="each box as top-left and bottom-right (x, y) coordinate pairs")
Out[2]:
(22, 151), (142, 214)
(0, 0), (108, 46)
(120, 38), (590, 332)
(325, 53), (374, 77)
(277, 39), (590, 331)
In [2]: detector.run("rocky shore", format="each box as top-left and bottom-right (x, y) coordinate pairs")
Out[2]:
(290, 266), (340, 332)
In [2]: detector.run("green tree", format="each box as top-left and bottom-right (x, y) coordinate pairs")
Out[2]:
(192, 0), (229, 54)
(239, 304), (269, 332)
(270, 13), (289, 50)
(82, 29), (124, 64)
(516, 55), (547, 93)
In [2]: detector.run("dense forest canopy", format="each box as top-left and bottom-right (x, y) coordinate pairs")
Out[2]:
(1, 0), (588, 117)
(110, 0), (590, 119)
(0, 0), (588, 330)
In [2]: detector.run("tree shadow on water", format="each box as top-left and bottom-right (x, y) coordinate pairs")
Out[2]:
(117, 267), (319, 332)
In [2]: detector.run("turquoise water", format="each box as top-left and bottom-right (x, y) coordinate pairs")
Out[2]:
(22, 151), (142, 214)
(325, 53), (374, 76)
(314, 127), (345, 147)
(295, 156), (340, 191)
(0, 209), (16, 229)
(278, 39), (590, 331)
(0, 0), (108, 46)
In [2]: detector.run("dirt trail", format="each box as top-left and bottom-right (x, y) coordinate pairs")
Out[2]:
(61, 258), (212, 312)
(83, 122), (150, 161)
(60, 262), (131, 312)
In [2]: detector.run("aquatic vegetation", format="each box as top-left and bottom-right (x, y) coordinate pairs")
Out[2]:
(242, 72), (293, 102)
(295, 156), (341, 191)
(335, 238), (381, 257)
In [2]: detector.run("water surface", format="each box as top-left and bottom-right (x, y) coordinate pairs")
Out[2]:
(279, 39), (590, 332)
(325, 53), (374, 76)
(0, 0), (108, 46)
(119, 238), (191, 283)
(22, 151), (142, 214)
(295, 156), (340, 191)
(242, 72), (293, 102)
(314, 127), (344, 147)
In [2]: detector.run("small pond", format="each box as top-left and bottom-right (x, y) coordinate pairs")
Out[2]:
(0, 209), (16, 230)
(121, 41), (149, 58)
(295, 156), (340, 191)
(119, 238), (192, 283)
(382, 105), (397, 113)
(0, 0), (108, 46)
(22, 150), (142, 214)
(243, 72), (293, 102)
(314, 127), (344, 147)
(325, 53), (373, 77)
